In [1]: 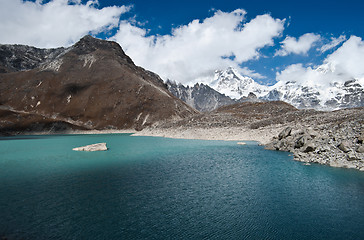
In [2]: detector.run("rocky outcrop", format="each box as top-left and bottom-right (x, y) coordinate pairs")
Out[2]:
(265, 124), (364, 171)
(73, 143), (107, 152)
(0, 44), (66, 73)
(166, 80), (236, 112)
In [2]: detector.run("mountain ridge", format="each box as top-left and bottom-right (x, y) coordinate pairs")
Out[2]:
(0, 35), (197, 134)
(206, 66), (364, 110)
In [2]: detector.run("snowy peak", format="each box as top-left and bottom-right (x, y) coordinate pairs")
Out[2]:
(210, 67), (269, 99)
(263, 62), (364, 110)
(204, 65), (364, 110)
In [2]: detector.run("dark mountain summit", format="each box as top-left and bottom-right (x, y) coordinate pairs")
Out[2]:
(166, 80), (236, 112)
(0, 36), (197, 134)
(0, 44), (65, 73)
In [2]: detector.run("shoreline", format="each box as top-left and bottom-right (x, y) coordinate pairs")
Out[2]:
(3, 126), (363, 172)
(2, 126), (280, 145)
(132, 126), (280, 145)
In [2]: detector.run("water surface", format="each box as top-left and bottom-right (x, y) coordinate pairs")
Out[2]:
(0, 134), (363, 239)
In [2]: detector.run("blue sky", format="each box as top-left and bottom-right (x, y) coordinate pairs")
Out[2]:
(101, 0), (364, 35)
(1, 0), (364, 86)
(99, 0), (364, 84)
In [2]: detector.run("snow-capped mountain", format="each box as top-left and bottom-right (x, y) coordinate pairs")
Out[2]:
(265, 62), (364, 110)
(210, 67), (270, 99)
(209, 66), (364, 110)
(267, 78), (364, 110)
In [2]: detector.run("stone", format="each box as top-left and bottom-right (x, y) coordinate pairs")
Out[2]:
(356, 146), (364, 153)
(338, 141), (351, 153)
(357, 134), (364, 144)
(278, 127), (292, 140)
(303, 142), (316, 153)
(278, 139), (292, 151)
(73, 143), (108, 152)
(347, 152), (360, 161)
(306, 128), (319, 138)
(295, 135), (309, 148)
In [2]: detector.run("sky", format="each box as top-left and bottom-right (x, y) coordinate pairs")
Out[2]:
(1, 0), (364, 87)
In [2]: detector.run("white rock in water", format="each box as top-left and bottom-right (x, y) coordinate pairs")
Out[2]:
(237, 142), (246, 145)
(73, 143), (108, 152)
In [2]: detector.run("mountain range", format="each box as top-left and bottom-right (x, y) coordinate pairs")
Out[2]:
(1, 35), (363, 135)
(168, 66), (364, 111)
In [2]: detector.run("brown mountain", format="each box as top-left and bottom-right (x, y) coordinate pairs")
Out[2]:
(0, 35), (197, 134)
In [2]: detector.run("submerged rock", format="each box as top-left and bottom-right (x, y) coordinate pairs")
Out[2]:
(73, 143), (108, 152)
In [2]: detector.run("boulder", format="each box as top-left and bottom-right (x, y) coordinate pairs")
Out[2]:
(278, 139), (291, 151)
(73, 143), (108, 152)
(356, 146), (364, 153)
(357, 133), (364, 144)
(303, 142), (316, 153)
(278, 127), (292, 140)
(347, 152), (360, 161)
(295, 135), (309, 148)
(338, 141), (351, 153)
(306, 128), (319, 138)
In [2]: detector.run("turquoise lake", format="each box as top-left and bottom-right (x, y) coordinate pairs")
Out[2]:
(0, 134), (364, 239)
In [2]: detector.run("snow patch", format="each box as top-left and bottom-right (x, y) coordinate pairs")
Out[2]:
(142, 114), (150, 126)
(36, 81), (43, 88)
(40, 59), (63, 72)
(79, 54), (97, 68)
(136, 112), (142, 121)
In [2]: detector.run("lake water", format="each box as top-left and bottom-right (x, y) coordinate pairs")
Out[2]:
(0, 134), (364, 240)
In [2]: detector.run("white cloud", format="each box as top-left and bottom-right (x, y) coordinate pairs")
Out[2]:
(276, 36), (364, 88)
(240, 67), (266, 79)
(323, 36), (364, 80)
(0, 0), (130, 48)
(275, 33), (321, 56)
(111, 10), (285, 84)
(319, 35), (346, 53)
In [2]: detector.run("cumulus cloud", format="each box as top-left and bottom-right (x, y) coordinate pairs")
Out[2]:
(319, 35), (346, 53)
(240, 67), (266, 79)
(111, 10), (285, 84)
(0, 0), (130, 48)
(323, 36), (364, 80)
(275, 33), (321, 57)
(276, 36), (364, 88)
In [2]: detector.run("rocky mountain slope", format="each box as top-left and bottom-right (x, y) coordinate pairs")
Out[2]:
(0, 36), (197, 134)
(166, 80), (236, 111)
(0, 44), (66, 73)
(166, 79), (263, 112)
(209, 67), (364, 110)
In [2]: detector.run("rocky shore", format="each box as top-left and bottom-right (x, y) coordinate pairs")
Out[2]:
(265, 123), (364, 171)
(1, 100), (363, 171)
(136, 102), (364, 171)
